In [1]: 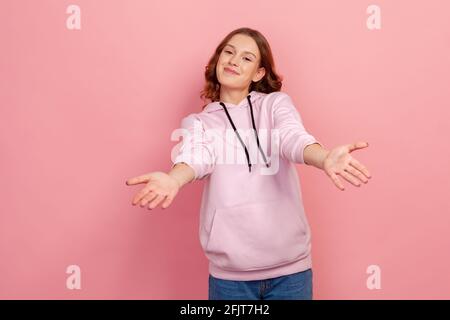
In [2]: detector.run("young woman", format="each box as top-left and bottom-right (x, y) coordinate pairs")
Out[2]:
(126, 27), (371, 300)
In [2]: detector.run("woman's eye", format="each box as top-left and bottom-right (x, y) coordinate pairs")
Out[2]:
(223, 49), (251, 61)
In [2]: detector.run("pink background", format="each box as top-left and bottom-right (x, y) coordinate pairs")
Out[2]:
(1, 0), (449, 299)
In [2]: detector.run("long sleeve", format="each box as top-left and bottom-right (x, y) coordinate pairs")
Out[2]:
(273, 93), (323, 164)
(171, 113), (216, 180)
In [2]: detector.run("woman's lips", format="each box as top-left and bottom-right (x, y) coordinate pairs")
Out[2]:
(224, 67), (239, 75)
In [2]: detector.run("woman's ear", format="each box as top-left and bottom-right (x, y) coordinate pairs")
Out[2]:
(253, 67), (266, 83)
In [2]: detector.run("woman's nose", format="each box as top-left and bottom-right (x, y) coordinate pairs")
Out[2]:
(229, 56), (239, 66)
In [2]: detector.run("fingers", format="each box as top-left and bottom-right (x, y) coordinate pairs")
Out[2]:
(161, 195), (174, 209)
(327, 163), (372, 191)
(139, 191), (157, 207)
(349, 141), (369, 152)
(126, 173), (153, 186)
(148, 194), (166, 210)
(350, 159), (372, 179)
(328, 171), (345, 191)
(132, 184), (154, 205)
(344, 165), (369, 184)
(136, 189), (173, 210)
(340, 170), (362, 187)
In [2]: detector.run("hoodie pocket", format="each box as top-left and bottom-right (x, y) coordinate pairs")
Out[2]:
(204, 200), (309, 271)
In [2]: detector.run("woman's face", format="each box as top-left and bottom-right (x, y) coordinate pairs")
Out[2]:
(216, 34), (266, 91)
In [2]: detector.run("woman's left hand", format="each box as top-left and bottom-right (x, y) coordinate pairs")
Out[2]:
(323, 142), (372, 191)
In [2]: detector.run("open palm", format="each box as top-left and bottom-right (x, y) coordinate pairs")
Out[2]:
(126, 171), (179, 210)
(323, 142), (372, 191)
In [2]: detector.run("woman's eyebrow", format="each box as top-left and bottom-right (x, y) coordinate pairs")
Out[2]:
(225, 44), (257, 58)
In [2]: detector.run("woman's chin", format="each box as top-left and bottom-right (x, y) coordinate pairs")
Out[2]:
(218, 81), (243, 90)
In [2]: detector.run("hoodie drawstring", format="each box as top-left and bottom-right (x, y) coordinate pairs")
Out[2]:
(220, 95), (270, 173)
(248, 95), (270, 170)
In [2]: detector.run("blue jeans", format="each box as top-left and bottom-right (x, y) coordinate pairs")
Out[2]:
(208, 269), (313, 300)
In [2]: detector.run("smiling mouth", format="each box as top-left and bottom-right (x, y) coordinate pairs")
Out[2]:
(224, 67), (239, 75)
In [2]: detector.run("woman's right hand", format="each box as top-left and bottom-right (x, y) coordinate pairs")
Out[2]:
(126, 171), (180, 210)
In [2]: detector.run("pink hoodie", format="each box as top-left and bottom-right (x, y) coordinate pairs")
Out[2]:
(171, 90), (323, 281)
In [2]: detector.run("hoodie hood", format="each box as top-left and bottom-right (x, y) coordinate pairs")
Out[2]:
(203, 90), (265, 113)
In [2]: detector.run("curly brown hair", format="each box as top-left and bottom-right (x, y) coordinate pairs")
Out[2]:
(200, 27), (283, 109)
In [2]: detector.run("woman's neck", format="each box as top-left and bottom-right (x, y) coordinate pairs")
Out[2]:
(219, 88), (250, 105)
